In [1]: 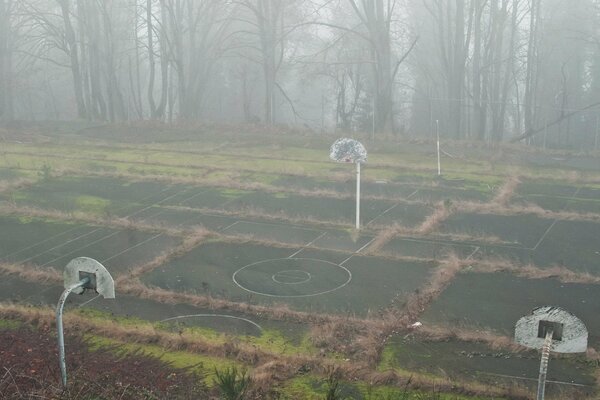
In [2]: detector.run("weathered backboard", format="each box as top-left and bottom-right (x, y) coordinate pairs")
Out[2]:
(64, 257), (115, 298)
(330, 138), (367, 164)
(515, 306), (587, 353)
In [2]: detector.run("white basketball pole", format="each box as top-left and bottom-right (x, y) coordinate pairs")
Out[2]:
(537, 330), (553, 400)
(436, 119), (441, 176)
(356, 162), (361, 230)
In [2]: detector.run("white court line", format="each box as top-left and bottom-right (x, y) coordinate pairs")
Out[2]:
(366, 188), (420, 226)
(465, 246), (480, 260)
(340, 237), (377, 266)
(2, 186), (175, 261)
(18, 228), (108, 264)
(532, 186), (582, 251)
(100, 233), (164, 263)
(221, 220), (240, 231)
(479, 372), (592, 388)
(288, 232), (327, 258)
(15, 186), (190, 265)
(532, 219), (559, 251)
(355, 236), (377, 253)
(160, 314), (263, 332)
(29, 185), (200, 268)
(230, 219), (321, 233)
(78, 293), (102, 308)
(39, 230), (123, 267)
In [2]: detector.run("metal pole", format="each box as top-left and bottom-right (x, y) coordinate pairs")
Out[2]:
(537, 330), (553, 400)
(436, 119), (441, 176)
(544, 119), (548, 149)
(56, 277), (89, 388)
(356, 162), (361, 230)
(595, 116), (599, 151)
(372, 97), (375, 141)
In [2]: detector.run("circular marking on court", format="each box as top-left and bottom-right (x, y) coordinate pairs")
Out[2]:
(232, 257), (352, 298)
(160, 314), (263, 333)
(272, 269), (312, 284)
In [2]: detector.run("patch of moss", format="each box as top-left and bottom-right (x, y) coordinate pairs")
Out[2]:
(75, 195), (111, 214)
(0, 318), (22, 330)
(85, 334), (242, 386)
(280, 375), (495, 400)
(220, 188), (252, 198)
(245, 329), (315, 356)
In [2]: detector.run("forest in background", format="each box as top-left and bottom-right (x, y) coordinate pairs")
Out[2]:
(1, 0), (600, 149)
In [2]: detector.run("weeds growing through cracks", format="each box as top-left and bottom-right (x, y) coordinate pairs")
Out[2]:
(214, 366), (251, 400)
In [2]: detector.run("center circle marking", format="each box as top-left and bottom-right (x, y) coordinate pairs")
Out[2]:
(232, 257), (352, 298)
(272, 269), (312, 284)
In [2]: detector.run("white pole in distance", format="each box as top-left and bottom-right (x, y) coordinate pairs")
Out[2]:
(372, 96), (375, 141)
(436, 119), (441, 176)
(595, 116), (599, 151)
(356, 161), (361, 230)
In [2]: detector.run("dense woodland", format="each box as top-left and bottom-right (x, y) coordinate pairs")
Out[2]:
(0, 0), (600, 149)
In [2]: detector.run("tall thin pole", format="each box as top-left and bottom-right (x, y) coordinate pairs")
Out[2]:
(595, 116), (598, 151)
(537, 330), (553, 400)
(56, 278), (89, 387)
(356, 162), (361, 229)
(543, 118), (548, 149)
(436, 119), (441, 176)
(372, 96), (375, 141)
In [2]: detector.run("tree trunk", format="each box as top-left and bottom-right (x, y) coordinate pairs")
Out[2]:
(58, 0), (87, 119)
(523, 0), (539, 137)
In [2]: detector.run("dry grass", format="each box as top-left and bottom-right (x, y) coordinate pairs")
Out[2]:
(492, 175), (521, 206)
(458, 197), (600, 223)
(0, 303), (282, 367)
(365, 223), (410, 255)
(0, 203), (194, 237)
(415, 200), (453, 235)
(416, 325), (523, 352)
(0, 177), (37, 195)
(393, 253), (466, 326)
(473, 256), (600, 284)
(117, 279), (368, 328)
(0, 303), (523, 399)
(163, 204), (353, 229)
(119, 228), (213, 280)
(0, 262), (62, 284)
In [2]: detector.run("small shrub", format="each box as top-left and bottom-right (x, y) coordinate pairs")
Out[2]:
(214, 366), (251, 400)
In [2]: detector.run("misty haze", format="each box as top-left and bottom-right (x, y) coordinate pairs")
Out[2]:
(1, 0), (600, 399)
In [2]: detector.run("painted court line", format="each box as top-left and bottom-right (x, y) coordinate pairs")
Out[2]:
(2, 186), (176, 261)
(160, 314), (263, 332)
(340, 237), (376, 266)
(221, 220), (241, 231)
(39, 230), (123, 267)
(14, 187), (189, 265)
(100, 233), (164, 263)
(228, 219), (321, 233)
(465, 246), (480, 260)
(479, 372), (592, 388)
(366, 188), (420, 226)
(287, 232), (327, 258)
(17, 228), (108, 264)
(532, 186), (582, 251)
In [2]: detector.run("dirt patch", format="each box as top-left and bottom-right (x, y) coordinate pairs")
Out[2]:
(0, 325), (208, 399)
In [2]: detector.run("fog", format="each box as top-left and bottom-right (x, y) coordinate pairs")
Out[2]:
(0, 0), (599, 148)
